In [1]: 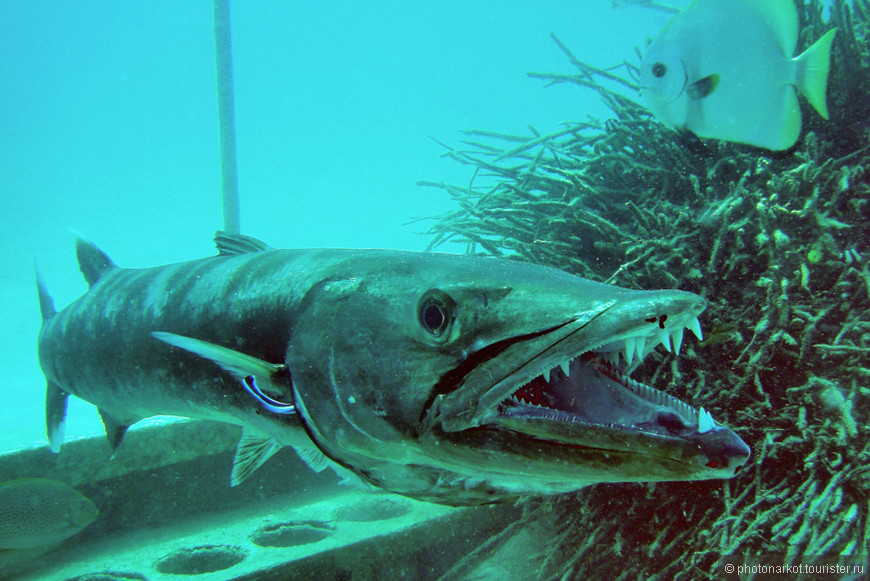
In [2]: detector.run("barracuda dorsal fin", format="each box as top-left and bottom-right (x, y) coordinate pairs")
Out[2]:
(150, 332), (295, 414)
(214, 231), (274, 256)
(75, 237), (117, 287)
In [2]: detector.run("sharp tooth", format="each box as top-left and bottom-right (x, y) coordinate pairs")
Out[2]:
(687, 316), (703, 341)
(671, 327), (684, 355)
(543, 369), (551, 384)
(657, 328), (672, 352)
(604, 352), (619, 366)
(623, 337), (636, 365)
(635, 336), (646, 361)
(560, 361), (570, 377)
(698, 407), (715, 434)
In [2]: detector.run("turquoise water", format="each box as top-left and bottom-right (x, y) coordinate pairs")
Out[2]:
(0, 1), (673, 453)
(4, 2), (865, 579)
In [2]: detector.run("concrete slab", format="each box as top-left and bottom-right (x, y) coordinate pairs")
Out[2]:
(0, 420), (520, 580)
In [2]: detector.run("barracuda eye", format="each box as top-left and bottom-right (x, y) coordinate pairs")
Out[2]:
(422, 302), (447, 333)
(418, 290), (455, 340)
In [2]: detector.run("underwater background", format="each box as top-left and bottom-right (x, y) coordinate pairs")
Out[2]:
(2, 0), (869, 579)
(0, 1), (670, 452)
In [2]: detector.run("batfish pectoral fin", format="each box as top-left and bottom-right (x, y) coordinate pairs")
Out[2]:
(45, 381), (68, 453)
(150, 332), (295, 414)
(687, 74), (720, 100)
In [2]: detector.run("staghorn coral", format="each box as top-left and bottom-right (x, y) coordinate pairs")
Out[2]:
(423, 1), (869, 578)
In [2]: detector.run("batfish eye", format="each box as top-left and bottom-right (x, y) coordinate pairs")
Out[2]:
(652, 62), (667, 78)
(418, 290), (456, 339)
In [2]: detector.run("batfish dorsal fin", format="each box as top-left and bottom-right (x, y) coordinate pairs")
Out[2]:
(737, 0), (798, 54)
(75, 237), (117, 287)
(214, 231), (274, 256)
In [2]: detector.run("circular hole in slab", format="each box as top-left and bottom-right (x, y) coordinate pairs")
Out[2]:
(332, 498), (410, 522)
(251, 520), (334, 548)
(66, 573), (147, 581)
(154, 544), (246, 576)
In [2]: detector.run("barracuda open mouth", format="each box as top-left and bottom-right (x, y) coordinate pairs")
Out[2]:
(496, 316), (713, 439)
(457, 310), (752, 481)
(499, 353), (715, 437)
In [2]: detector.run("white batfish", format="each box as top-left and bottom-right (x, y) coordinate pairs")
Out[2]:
(639, 0), (836, 150)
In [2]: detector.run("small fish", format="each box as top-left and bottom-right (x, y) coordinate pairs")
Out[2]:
(639, 0), (836, 150)
(699, 323), (742, 347)
(0, 478), (98, 549)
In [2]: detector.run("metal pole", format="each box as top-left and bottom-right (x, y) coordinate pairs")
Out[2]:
(213, 0), (240, 234)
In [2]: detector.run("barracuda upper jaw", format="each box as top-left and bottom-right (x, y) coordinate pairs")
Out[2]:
(595, 314), (704, 366)
(499, 314), (709, 434)
(433, 291), (707, 434)
(540, 313), (705, 385)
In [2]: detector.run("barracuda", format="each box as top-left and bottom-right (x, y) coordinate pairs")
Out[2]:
(37, 232), (750, 505)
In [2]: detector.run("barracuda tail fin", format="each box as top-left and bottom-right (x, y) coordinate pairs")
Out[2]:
(36, 262), (67, 452)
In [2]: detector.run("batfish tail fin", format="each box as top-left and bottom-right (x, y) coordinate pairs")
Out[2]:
(795, 28), (837, 120)
(46, 380), (69, 453)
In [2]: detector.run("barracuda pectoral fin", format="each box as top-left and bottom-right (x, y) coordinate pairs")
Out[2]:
(150, 332), (295, 414)
(150, 332), (325, 485)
